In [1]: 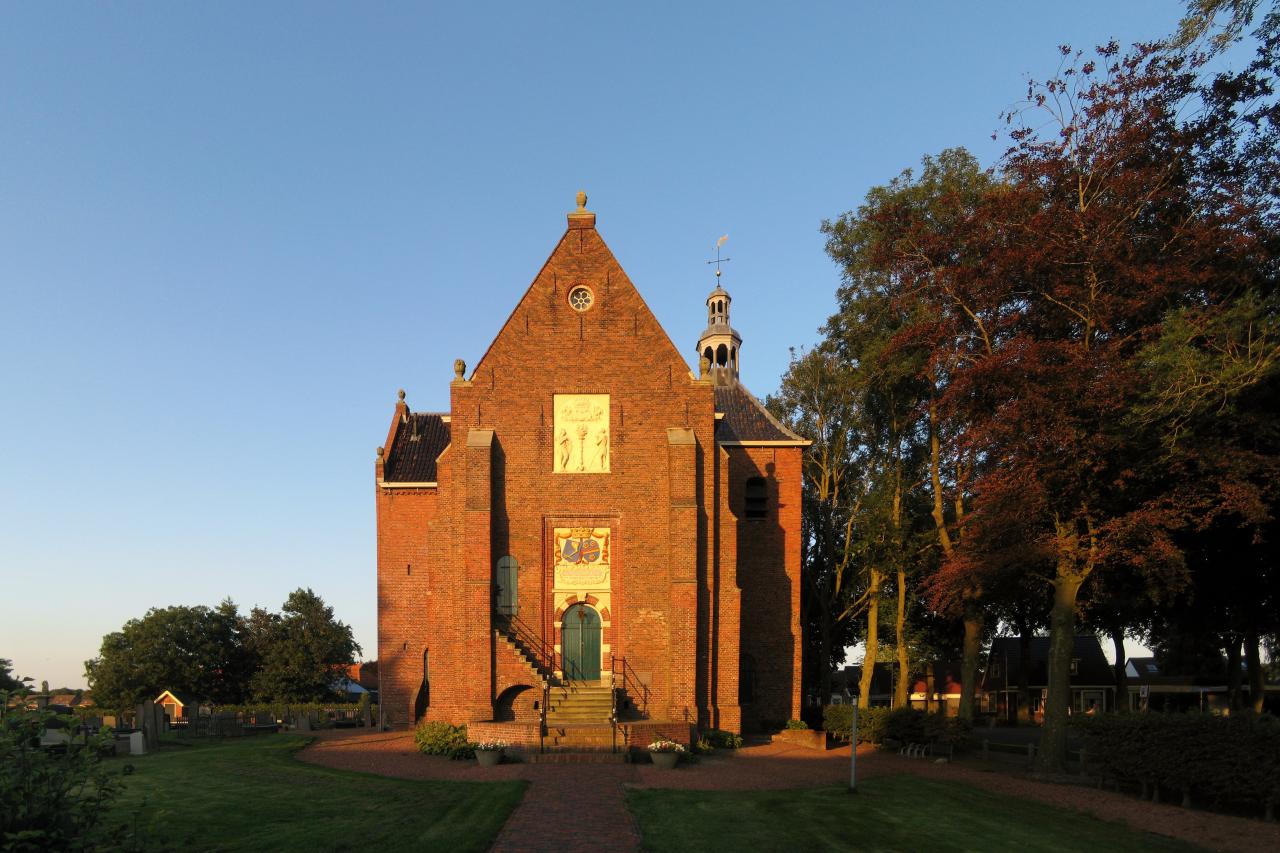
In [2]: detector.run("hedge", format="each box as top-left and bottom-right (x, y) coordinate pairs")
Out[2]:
(823, 705), (970, 748)
(1073, 712), (1280, 819)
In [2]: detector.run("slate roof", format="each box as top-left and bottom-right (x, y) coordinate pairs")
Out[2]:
(980, 635), (1116, 690)
(714, 383), (806, 444)
(384, 413), (450, 483)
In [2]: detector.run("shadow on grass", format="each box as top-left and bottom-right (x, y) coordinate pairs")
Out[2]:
(106, 736), (524, 853)
(628, 775), (1199, 853)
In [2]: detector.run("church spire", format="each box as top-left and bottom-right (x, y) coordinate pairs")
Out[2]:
(697, 236), (742, 384)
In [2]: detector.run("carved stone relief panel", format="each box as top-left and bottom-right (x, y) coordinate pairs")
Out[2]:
(552, 394), (609, 473)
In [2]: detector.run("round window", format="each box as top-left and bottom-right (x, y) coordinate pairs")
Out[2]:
(568, 286), (594, 312)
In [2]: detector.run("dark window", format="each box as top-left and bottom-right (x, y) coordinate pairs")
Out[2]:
(745, 477), (767, 520)
(1069, 658), (1080, 675)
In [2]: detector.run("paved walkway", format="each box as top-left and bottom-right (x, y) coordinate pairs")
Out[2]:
(299, 730), (1280, 853)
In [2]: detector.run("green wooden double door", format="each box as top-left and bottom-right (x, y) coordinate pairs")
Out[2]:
(562, 603), (601, 681)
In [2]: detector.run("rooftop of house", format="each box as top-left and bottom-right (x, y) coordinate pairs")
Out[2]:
(981, 635), (1116, 690)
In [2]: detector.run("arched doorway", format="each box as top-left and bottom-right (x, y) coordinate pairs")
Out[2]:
(562, 603), (601, 681)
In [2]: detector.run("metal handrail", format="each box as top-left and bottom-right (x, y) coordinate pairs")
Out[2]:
(540, 681), (548, 754)
(611, 655), (650, 718)
(496, 612), (556, 680)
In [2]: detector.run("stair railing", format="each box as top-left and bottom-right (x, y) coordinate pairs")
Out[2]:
(495, 612), (557, 682)
(540, 681), (548, 754)
(611, 655), (651, 719)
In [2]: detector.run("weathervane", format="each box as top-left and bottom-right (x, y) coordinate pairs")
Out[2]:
(706, 234), (731, 279)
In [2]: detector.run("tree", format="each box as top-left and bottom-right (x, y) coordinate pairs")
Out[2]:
(771, 348), (867, 706)
(85, 601), (254, 709)
(823, 148), (998, 721)
(954, 37), (1279, 769)
(248, 588), (361, 702)
(0, 659), (29, 694)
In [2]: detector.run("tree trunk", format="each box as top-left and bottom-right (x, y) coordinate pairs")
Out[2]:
(1246, 629), (1265, 714)
(1036, 569), (1084, 773)
(858, 570), (882, 709)
(895, 566), (910, 707)
(1016, 614), (1033, 725)
(1109, 623), (1127, 713)
(1226, 636), (1243, 714)
(959, 598), (982, 722)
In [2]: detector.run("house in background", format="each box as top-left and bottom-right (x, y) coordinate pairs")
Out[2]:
(1124, 656), (1280, 713)
(334, 662), (379, 702)
(981, 635), (1116, 722)
(812, 664), (893, 707)
(154, 689), (205, 723)
(908, 662), (964, 715)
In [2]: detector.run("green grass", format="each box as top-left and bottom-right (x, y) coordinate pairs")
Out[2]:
(628, 775), (1199, 853)
(104, 736), (524, 852)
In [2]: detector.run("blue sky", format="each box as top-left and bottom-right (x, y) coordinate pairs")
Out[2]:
(0, 2), (1238, 688)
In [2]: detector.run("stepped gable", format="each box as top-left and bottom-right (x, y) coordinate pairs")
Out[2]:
(383, 412), (449, 482)
(713, 383), (804, 443)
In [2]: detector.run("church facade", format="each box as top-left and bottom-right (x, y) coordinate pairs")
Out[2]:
(374, 196), (806, 744)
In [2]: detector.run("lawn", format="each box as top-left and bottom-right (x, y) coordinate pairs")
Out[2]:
(628, 775), (1199, 853)
(103, 736), (524, 852)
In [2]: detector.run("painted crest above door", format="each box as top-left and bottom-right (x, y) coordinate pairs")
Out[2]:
(553, 527), (611, 589)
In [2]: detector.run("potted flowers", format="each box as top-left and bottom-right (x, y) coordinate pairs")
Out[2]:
(647, 739), (685, 769)
(474, 739), (507, 767)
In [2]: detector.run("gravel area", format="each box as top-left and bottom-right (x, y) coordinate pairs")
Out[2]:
(299, 731), (1280, 852)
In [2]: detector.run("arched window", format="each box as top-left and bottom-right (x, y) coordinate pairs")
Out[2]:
(730, 346), (737, 366)
(716, 343), (728, 366)
(703, 346), (714, 364)
(496, 556), (518, 616)
(745, 477), (768, 520)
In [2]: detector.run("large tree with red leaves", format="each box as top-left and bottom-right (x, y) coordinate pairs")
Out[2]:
(952, 39), (1276, 770)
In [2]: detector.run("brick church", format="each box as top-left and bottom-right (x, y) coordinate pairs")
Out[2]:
(374, 195), (806, 747)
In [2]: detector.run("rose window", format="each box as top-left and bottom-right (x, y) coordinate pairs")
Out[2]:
(569, 286), (593, 311)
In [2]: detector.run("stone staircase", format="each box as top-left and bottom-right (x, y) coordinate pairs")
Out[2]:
(494, 627), (554, 685)
(546, 683), (614, 726)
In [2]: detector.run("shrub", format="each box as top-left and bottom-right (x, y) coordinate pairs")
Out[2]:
(823, 705), (970, 747)
(414, 721), (474, 760)
(0, 707), (129, 849)
(784, 719), (809, 730)
(1074, 711), (1280, 817)
(700, 728), (743, 749)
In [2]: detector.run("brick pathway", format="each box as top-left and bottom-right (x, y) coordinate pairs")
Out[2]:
(489, 763), (641, 853)
(299, 731), (1280, 853)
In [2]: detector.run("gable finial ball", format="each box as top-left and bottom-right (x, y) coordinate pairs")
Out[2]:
(576, 190), (587, 210)
(700, 355), (711, 377)
(454, 359), (466, 379)
(376, 446), (384, 458)
(397, 388), (406, 402)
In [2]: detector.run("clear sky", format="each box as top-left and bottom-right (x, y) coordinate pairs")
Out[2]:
(0, 2), (1238, 688)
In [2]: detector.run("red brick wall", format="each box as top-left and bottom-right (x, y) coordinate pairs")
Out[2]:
(729, 445), (803, 728)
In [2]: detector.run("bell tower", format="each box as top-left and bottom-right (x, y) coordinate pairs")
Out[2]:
(696, 237), (742, 384)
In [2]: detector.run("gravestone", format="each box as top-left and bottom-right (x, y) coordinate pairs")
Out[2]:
(136, 701), (160, 750)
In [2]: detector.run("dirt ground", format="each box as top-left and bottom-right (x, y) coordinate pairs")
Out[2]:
(299, 730), (1280, 853)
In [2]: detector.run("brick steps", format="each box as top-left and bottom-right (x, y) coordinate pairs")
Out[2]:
(545, 683), (615, 726)
(524, 751), (629, 764)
